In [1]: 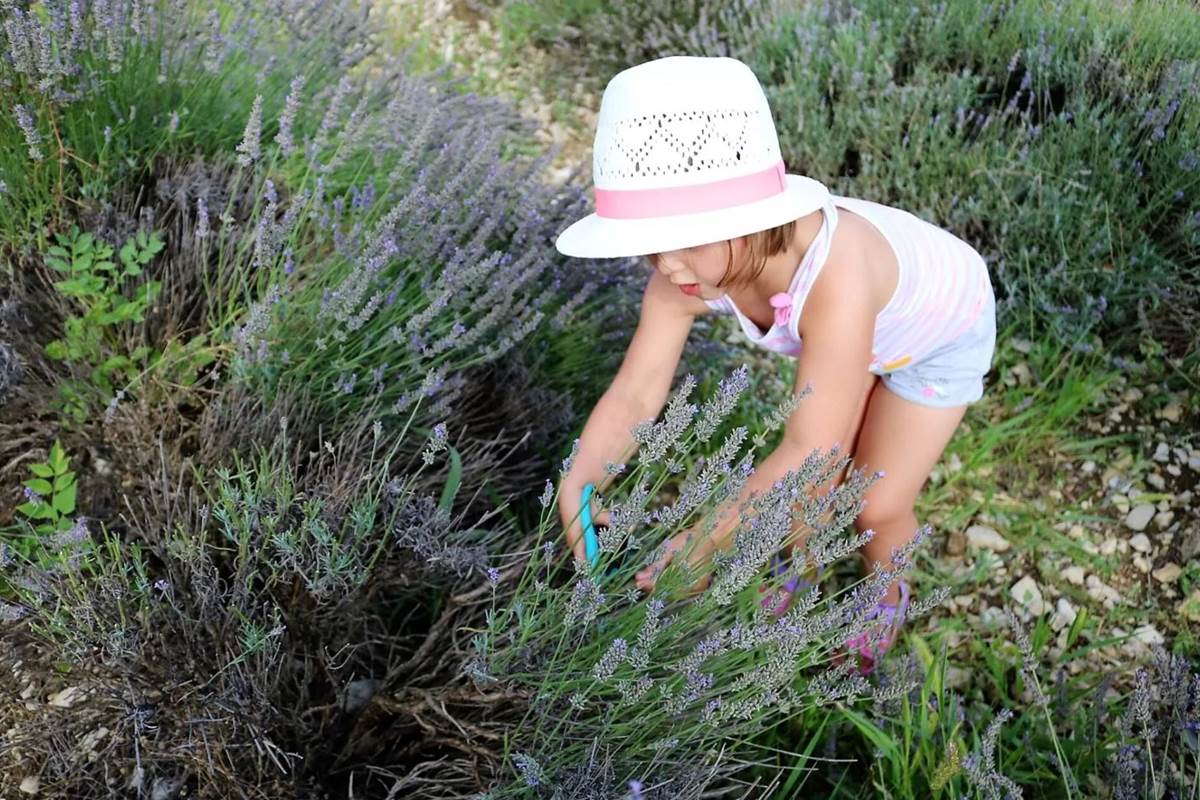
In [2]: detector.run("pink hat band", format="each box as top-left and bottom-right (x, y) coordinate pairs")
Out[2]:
(594, 159), (787, 219)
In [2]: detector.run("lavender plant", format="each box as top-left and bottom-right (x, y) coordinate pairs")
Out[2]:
(498, 0), (1199, 357)
(472, 367), (951, 796)
(0, 0), (382, 254)
(0, 412), (520, 798)
(221, 51), (647, 442)
(745, 0), (1200, 358)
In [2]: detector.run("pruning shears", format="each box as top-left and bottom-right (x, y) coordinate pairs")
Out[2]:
(580, 482), (627, 578)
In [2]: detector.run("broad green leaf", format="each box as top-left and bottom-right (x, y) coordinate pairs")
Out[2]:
(120, 241), (136, 265)
(123, 262), (143, 276)
(53, 472), (75, 493)
(23, 478), (53, 495)
(28, 463), (54, 478)
(53, 484), (76, 516)
(49, 441), (64, 468)
(129, 345), (151, 361)
(48, 245), (69, 257)
(76, 232), (94, 251)
(47, 257), (70, 271)
(94, 260), (116, 272)
(54, 277), (97, 297)
(29, 502), (57, 520)
(72, 251), (94, 272)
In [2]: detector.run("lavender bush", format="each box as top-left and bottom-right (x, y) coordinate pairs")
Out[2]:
(741, 0), (1199, 358)
(470, 367), (952, 796)
(0, 408), (526, 798)
(498, 0), (1199, 358)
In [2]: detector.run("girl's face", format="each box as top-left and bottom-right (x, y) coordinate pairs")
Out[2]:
(647, 238), (742, 299)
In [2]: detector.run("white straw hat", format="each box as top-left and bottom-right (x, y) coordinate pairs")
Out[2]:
(555, 55), (830, 260)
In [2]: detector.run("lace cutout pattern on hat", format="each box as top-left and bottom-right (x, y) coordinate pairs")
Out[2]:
(596, 109), (778, 179)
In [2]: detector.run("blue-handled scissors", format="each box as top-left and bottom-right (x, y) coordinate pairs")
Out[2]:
(581, 482), (625, 577)
(580, 481), (601, 569)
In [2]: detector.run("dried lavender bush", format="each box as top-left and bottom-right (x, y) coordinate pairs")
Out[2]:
(469, 367), (950, 798)
(0, 405), (532, 799)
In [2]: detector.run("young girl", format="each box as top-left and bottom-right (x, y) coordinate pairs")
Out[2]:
(555, 56), (995, 673)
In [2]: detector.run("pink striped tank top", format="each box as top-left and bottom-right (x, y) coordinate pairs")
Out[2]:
(703, 193), (992, 374)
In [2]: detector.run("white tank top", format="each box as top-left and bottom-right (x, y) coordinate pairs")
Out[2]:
(702, 194), (993, 373)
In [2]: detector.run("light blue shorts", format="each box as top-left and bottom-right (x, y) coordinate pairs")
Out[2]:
(880, 289), (997, 408)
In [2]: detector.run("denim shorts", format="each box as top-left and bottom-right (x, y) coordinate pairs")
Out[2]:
(880, 288), (997, 408)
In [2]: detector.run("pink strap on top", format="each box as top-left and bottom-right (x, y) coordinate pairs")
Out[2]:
(594, 160), (787, 219)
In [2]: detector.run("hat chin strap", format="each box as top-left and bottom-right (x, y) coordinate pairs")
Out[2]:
(594, 159), (786, 219)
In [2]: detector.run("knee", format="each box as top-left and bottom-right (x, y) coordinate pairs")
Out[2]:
(854, 497), (915, 533)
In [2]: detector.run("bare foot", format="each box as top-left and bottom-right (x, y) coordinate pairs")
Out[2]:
(634, 527), (716, 596)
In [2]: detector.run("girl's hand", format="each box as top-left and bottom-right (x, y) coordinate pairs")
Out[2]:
(634, 525), (716, 597)
(558, 481), (612, 568)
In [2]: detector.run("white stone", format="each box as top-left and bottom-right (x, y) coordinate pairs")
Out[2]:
(1147, 473), (1166, 491)
(1153, 442), (1171, 462)
(1062, 565), (1086, 585)
(79, 726), (109, 758)
(1099, 538), (1118, 556)
(1086, 575), (1121, 609)
(1133, 555), (1152, 573)
(1010, 576), (1045, 615)
(19, 776), (39, 795)
(1113, 495), (1131, 515)
(1126, 505), (1156, 532)
(1155, 511), (1175, 530)
(1152, 562), (1182, 583)
(1133, 624), (1164, 646)
(1129, 532), (1152, 552)
(48, 686), (83, 709)
(1081, 460), (1096, 474)
(966, 524), (1011, 552)
(1050, 597), (1077, 631)
(1161, 402), (1182, 422)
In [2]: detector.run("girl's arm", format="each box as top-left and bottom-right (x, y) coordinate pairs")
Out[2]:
(701, 251), (877, 549)
(560, 271), (698, 558)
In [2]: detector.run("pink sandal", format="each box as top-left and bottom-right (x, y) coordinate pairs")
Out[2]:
(839, 579), (911, 675)
(758, 550), (826, 617)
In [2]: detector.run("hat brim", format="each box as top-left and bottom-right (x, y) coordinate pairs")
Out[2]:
(554, 174), (830, 259)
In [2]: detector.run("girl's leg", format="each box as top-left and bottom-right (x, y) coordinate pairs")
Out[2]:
(847, 382), (967, 604)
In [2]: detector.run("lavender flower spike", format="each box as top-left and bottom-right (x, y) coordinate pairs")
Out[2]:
(13, 104), (44, 162)
(236, 94), (264, 168)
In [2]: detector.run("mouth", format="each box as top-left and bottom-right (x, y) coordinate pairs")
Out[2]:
(678, 283), (700, 296)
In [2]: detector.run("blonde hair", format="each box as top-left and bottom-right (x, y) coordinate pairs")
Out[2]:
(648, 219), (797, 290)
